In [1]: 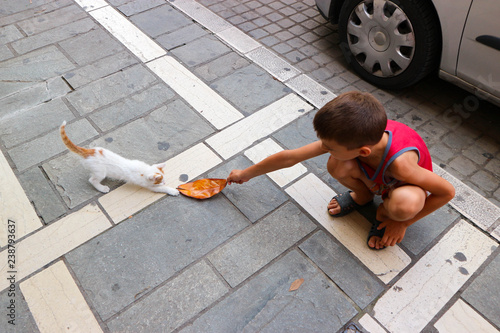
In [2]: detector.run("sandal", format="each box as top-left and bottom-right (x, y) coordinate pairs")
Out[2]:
(328, 191), (372, 217)
(367, 219), (386, 250)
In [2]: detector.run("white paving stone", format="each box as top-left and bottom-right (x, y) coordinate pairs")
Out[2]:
(244, 138), (307, 187)
(373, 220), (497, 333)
(285, 74), (336, 109)
(73, 0), (108, 11)
(286, 174), (411, 284)
(246, 47), (301, 82)
(169, 0), (233, 33)
(434, 299), (499, 333)
(0, 204), (111, 292)
(217, 26), (261, 54)
(20, 261), (103, 333)
(206, 94), (313, 160)
(358, 314), (387, 333)
(0, 151), (42, 246)
(434, 163), (500, 233)
(99, 143), (222, 223)
(147, 55), (243, 130)
(89, 6), (166, 62)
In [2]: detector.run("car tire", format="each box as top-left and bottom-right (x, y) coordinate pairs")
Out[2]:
(338, 0), (441, 89)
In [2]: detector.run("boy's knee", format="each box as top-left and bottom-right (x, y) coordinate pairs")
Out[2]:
(386, 186), (426, 221)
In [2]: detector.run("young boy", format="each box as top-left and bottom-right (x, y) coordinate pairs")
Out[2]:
(227, 91), (455, 250)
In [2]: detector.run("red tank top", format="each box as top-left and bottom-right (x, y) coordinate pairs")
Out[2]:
(358, 120), (433, 187)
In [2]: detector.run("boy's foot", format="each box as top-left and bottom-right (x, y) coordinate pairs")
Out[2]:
(367, 219), (386, 250)
(328, 191), (373, 217)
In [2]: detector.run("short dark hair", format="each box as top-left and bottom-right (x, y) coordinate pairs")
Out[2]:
(313, 91), (387, 149)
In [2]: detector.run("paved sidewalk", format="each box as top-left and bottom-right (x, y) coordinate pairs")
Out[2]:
(0, 0), (499, 332)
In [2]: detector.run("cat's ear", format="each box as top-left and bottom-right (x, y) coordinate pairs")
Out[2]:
(154, 162), (166, 172)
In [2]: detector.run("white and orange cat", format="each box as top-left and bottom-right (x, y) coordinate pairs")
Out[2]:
(60, 121), (179, 196)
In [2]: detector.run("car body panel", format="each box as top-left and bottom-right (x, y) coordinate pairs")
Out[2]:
(457, 0), (500, 99)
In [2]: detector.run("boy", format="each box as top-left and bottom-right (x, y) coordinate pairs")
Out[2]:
(227, 91), (455, 250)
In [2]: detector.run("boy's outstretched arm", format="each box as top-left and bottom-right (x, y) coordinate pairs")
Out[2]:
(227, 141), (326, 184)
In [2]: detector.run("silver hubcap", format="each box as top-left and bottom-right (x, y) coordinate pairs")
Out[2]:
(347, 0), (415, 77)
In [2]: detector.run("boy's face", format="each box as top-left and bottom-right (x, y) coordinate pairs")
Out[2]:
(320, 138), (365, 161)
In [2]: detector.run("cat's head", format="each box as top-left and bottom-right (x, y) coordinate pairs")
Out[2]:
(145, 163), (166, 186)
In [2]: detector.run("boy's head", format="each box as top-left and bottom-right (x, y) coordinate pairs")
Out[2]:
(313, 91), (387, 150)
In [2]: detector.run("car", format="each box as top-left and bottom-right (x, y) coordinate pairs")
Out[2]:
(315, 0), (500, 106)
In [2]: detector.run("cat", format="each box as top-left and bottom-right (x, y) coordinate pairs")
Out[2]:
(60, 121), (179, 196)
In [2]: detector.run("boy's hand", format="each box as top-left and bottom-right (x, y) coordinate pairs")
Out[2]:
(378, 220), (408, 247)
(227, 169), (250, 185)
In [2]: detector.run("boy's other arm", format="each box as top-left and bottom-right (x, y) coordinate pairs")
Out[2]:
(227, 141), (326, 184)
(388, 153), (455, 224)
(377, 154), (455, 247)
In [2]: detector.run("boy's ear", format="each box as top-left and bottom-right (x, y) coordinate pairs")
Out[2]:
(358, 146), (372, 157)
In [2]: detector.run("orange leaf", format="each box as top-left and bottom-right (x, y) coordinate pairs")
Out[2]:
(177, 178), (227, 199)
(289, 278), (304, 291)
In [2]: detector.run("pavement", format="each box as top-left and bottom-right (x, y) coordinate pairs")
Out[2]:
(0, 0), (499, 332)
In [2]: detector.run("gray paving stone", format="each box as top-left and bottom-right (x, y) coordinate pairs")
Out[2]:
(65, 194), (249, 320)
(181, 251), (357, 333)
(0, 45), (75, 81)
(210, 64), (289, 115)
(401, 206), (459, 255)
(19, 166), (66, 223)
(9, 119), (97, 172)
(171, 34), (231, 67)
(11, 18), (97, 54)
(117, 0), (165, 16)
(194, 52), (250, 82)
(155, 23), (208, 50)
(0, 44), (13, 61)
(90, 83), (175, 132)
(91, 100), (214, 163)
(462, 251), (500, 328)
(0, 0), (74, 26)
(0, 78), (71, 128)
(299, 231), (384, 309)
(44, 152), (107, 208)
(209, 202), (316, 287)
(471, 170), (499, 192)
(208, 156), (288, 223)
(59, 28), (124, 66)
(0, 0), (57, 16)
(130, 5), (192, 37)
(272, 110), (329, 175)
(66, 64), (157, 115)
(107, 261), (228, 332)
(0, 286), (40, 333)
(0, 25), (23, 44)
(0, 97), (74, 149)
(16, 5), (86, 36)
(63, 51), (138, 89)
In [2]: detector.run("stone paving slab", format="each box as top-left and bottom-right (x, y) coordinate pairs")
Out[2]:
(299, 231), (385, 309)
(181, 251), (358, 333)
(208, 202), (316, 287)
(107, 260), (229, 332)
(208, 156), (288, 223)
(65, 194), (249, 321)
(462, 252), (500, 328)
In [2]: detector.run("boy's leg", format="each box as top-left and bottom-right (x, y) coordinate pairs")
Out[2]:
(368, 184), (427, 249)
(327, 156), (374, 215)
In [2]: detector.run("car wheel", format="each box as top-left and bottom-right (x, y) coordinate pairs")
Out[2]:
(338, 0), (441, 89)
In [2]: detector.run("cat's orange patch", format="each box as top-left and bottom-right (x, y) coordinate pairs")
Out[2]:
(153, 173), (163, 185)
(98, 149), (104, 156)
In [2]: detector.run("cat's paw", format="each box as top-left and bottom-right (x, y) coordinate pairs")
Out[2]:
(167, 188), (180, 196)
(98, 186), (110, 193)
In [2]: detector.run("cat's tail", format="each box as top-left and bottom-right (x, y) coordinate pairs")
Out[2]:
(60, 121), (95, 158)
